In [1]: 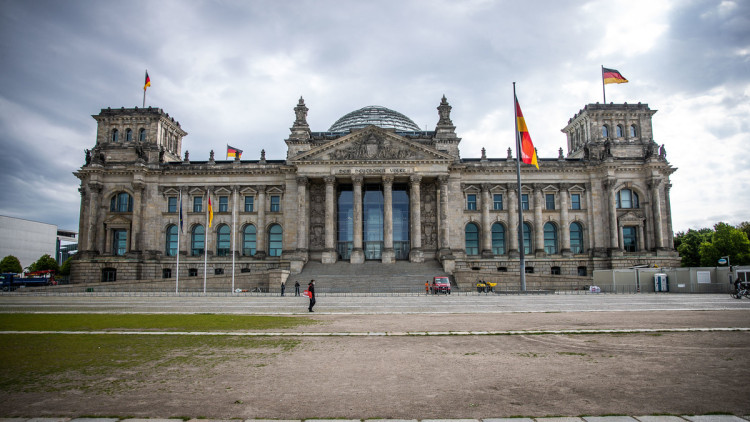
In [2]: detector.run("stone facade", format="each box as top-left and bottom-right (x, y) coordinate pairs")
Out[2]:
(71, 98), (679, 284)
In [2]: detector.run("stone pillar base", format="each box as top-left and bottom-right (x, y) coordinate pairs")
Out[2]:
(561, 248), (572, 257)
(321, 249), (338, 264)
(381, 249), (395, 264)
(508, 249), (519, 259)
(608, 248), (624, 257)
(350, 248), (365, 264)
(409, 248), (424, 263)
(481, 249), (494, 259)
(534, 249), (546, 258)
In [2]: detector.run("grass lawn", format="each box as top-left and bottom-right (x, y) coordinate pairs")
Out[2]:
(0, 313), (316, 332)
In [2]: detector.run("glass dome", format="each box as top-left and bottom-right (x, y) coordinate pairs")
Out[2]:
(328, 105), (421, 132)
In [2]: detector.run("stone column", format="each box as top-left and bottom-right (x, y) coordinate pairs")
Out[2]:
(87, 182), (102, 252)
(650, 178), (664, 250)
(560, 185), (571, 255)
(256, 185), (266, 258)
(507, 186), (519, 257)
(665, 183), (674, 249)
(351, 175), (364, 264)
(438, 176), (450, 254)
(131, 182), (145, 253)
(534, 186), (544, 255)
(296, 177), (308, 252)
(382, 175), (395, 264)
(606, 180), (619, 252)
(481, 183), (492, 257)
(322, 176), (337, 264)
(409, 175), (423, 262)
(638, 224), (646, 252)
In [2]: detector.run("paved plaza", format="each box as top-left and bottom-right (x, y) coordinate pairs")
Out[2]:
(1, 294), (749, 419)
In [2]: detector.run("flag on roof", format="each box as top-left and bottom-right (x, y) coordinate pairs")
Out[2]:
(144, 71), (151, 91)
(227, 145), (242, 159)
(515, 96), (539, 169)
(602, 67), (628, 84)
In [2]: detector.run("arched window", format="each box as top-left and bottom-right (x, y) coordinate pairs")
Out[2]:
(570, 222), (584, 254)
(139, 128), (146, 142)
(523, 222), (532, 255)
(126, 128), (133, 142)
(242, 225), (256, 256)
(110, 192), (133, 212)
(544, 222), (558, 254)
(165, 225), (178, 256)
(491, 223), (505, 255)
(465, 223), (480, 255)
(191, 225), (205, 256)
(629, 125), (637, 138)
(111, 129), (119, 142)
(616, 189), (639, 209)
(216, 224), (230, 256)
(268, 224), (282, 257)
(602, 125), (608, 138)
(616, 125), (623, 137)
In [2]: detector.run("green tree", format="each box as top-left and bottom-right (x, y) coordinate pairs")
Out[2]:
(59, 257), (73, 276)
(676, 228), (713, 267)
(0, 255), (23, 273)
(710, 222), (750, 266)
(27, 254), (59, 273)
(738, 221), (750, 241)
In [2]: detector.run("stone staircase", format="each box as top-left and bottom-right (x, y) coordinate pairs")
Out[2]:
(292, 260), (453, 293)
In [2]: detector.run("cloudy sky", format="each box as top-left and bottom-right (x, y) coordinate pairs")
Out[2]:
(1, 0), (748, 236)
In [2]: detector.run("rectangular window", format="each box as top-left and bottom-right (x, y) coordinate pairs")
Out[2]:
(623, 226), (638, 252)
(521, 194), (529, 211)
(571, 194), (581, 210)
(113, 229), (127, 256)
(244, 196), (254, 212)
(193, 197), (202, 213)
(219, 196), (228, 212)
(168, 197), (177, 213)
(493, 194), (503, 210)
(270, 195), (280, 212)
(545, 194), (555, 210)
(467, 194), (477, 210)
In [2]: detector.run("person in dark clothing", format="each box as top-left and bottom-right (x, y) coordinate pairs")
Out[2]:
(280, 281), (285, 296)
(308, 279), (316, 312)
(294, 280), (300, 296)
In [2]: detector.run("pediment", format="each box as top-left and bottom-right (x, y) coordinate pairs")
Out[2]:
(104, 215), (131, 226)
(619, 211), (645, 223)
(292, 126), (453, 162)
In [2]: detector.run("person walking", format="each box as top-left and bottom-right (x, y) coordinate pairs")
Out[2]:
(280, 281), (286, 296)
(294, 280), (300, 296)
(307, 279), (316, 312)
(425, 280), (429, 295)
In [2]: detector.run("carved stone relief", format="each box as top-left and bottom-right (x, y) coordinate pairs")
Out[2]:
(308, 181), (326, 250)
(420, 180), (438, 250)
(328, 133), (422, 160)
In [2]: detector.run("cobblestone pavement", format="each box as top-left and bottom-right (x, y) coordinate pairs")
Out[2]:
(1, 415), (749, 422)
(2, 293), (750, 314)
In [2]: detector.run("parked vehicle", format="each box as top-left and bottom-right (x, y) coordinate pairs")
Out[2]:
(476, 280), (496, 293)
(1, 272), (55, 291)
(431, 276), (451, 294)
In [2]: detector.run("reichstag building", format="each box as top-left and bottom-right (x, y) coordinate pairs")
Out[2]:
(72, 96), (679, 285)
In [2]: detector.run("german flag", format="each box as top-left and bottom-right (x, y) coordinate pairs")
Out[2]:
(144, 71), (151, 91)
(515, 96), (539, 169)
(226, 145), (243, 159)
(602, 67), (628, 84)
(208, 196), (214, 228)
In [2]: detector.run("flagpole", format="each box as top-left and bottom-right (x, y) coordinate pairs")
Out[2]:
(601, 65), (606, 104)
(143, 70), (147, 108)
(203, 188), (209, 294)
(231, 188), (237, 293)
(176, 191), (182, 294)
(513, 82), (527, 292)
